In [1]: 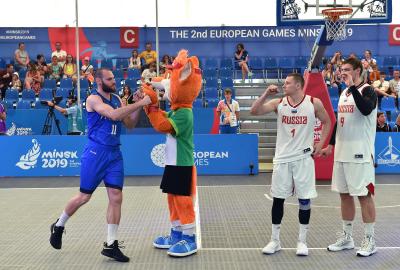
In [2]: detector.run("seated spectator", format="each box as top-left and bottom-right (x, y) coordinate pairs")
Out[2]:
(234, 43), (252, 81)
(362, 49), (377, 72)
(63, 54), (77, 82)
(48, 56), (62, 81)
(373, 72), (394, 98)
(216, 88), (240, 134)
(322, 61), (334, 87)
(389, 69), (400, 98)
(377, 112), (391, 132)
(52, 41), (67, 67)
(160, 55), (172, 69)
(392, 114), (400, 132)
(128, 50), (141, 70)
(81, 57), (94, 83)
(348, 52), (358, 59)
(360, 59), (370, 84)
(10, 72), (22, 92)
(120, 85), (133, 106)
(14, 42), (30, 71)
(36, 54), (48, 80)
(132, 86), (144, 103)
(25, 62), (42, 95)
(0, 64), (14, 99)
(369, 63), (380, 82)
(139, 42), (157, 70)
(141, 63), (157, 84)
(330, 51), (344, 69)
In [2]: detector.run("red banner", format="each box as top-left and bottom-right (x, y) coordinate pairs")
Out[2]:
(304, 72), (336, 180)
(120, 27), (139, 48)
(389, 25), (400, 46)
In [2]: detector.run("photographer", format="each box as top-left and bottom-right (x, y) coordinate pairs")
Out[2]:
(47, 96), (83, 135)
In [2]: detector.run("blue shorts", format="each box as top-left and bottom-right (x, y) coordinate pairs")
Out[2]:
(80, 143), (124, 194)
(219, 125), (238, 134)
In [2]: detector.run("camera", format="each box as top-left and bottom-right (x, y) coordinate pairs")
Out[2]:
(40, 96), (63, 106)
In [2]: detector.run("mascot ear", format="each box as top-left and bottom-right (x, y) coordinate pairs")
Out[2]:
(180, 61), (192, 81)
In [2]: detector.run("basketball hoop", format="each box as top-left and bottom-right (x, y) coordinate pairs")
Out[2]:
(322, 7), (353, 41)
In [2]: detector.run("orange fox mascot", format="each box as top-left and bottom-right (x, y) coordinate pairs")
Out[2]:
(143, 50), (202, 257)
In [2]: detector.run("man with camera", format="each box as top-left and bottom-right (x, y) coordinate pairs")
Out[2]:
(47, 95), (83, 135)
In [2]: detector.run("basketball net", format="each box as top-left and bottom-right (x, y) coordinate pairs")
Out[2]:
(322, 7), (353, 41)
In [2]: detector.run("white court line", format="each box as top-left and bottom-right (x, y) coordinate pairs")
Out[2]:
(264, 193), (400, 209)
(195, 186), (202, 249)
(201, 247), (400, 251)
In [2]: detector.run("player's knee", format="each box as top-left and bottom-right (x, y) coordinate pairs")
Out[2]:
(108, 189), (123, 205)
(298, 199), (311, 210)
(77, 193), (91, 205)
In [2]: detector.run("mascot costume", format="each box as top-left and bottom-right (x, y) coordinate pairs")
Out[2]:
(143, 50), (202, 257)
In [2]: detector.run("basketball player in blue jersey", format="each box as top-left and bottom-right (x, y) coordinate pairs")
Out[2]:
(49, 68), (151, 262)
(251, 74), (331, 256)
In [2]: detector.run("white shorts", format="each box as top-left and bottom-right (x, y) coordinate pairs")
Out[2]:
(331, 161), (375, 196)
(271, 156), (317, 199)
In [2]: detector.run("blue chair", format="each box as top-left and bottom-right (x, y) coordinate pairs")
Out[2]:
(383, 56), (398, 67)
(220, 78), (234, 89)
(0, 58), (5, 69)
(43, 79), (57, 89)
(5, 89), (19, 102)
(125, 79), (138, 89)
(60, 78), (73, 89)
(39, 88), (53, 100)
(219, 68), (233, 78)
(113, 69), (124, 79)
(21, 89), (36, 101)
(204, 58), (219, 69)
(203, 68), (217, 79)
(17, 100), (32, 109)
(116, 58), (128, 69)
(220, 58), (233, 69)
(79, 79), (90, 90)
(3, 100), (16, 109)
(250, 57), (264, 70)
(390, 110), (400, 122)
(57, 88), (71, 99)
(206, 98), (220, 108)
(205, 78), (218, 88)
(34, 100), (47, 109)
(101, 59), (114, 69)
(265, 57), (279, 79)
(328, 86), (339, 99)
(294, 56), (308, 69)
(204, 87), (219, 99)
(193, 99), (203, 108)
(380, 97), (396, 112)
(127, 69), (141, 79)
(331, 97), (339, 112)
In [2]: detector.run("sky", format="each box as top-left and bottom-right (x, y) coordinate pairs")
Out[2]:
(0, 0), (398, 27)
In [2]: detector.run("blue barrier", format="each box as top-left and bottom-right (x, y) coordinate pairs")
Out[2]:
(5, 108), (215, 135)
(0, 134), (258, 177)
(375, 133), (400, 174)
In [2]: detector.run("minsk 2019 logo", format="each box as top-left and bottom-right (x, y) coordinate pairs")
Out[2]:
(16, 139), (41, 170)
(377, 136), (400, 166)
(151, 144), (166, 167)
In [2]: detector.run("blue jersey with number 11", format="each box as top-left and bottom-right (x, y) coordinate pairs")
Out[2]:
(87, 90), (122, 147)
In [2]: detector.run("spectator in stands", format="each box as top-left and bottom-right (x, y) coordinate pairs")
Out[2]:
(234, 43), (252, 82)
(63, 54), (77, 83)
(48, 56), (62, 81)
(120, 85), (133, 106)
(132, 86), (144, 103)
(160, 55), (172, 69)
(369, 63), (380, 82)
(25, 62), (42, 95)
(373, 72), (394, 98)
(46, 95), (83, 135)
(392, 114), (400, 132)
(36, 54), (48, 80)
(216, 88), (240, 134)
(128, 50), (141, 70)
(10, 72), (22, 92)
(0, 64), (14, 99)
(389, 69), (400, 97)
(363, 49), (376, 72)
(360, 59), (370, 83)
(81, 57), (94, 83)
(14, 42), (30, 71)
(0, 102), (6, 135)
(348, 52), (358, 59)
(330, 51), (344, 68)
(139, 42), (157, 70)
(376, 112), (390, 132)
(141, 63), (157, 84)
(52, 42), (67, 67)
(322, 61), (334, 87)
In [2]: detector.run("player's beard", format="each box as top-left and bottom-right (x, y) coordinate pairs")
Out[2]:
(102, 81), (116, 93)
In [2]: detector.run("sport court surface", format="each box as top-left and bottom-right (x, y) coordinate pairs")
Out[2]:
(0, 174), (399, 270)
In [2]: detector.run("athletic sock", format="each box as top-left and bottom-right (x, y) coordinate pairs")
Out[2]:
(271, 224), (281, 241)
(55, 211), (70, 227)
(343, 220), (353, 236)
(298, 224), (309, 243)
(182, 223), (195, 236)
(364, 222), (375, 237)
(107, 224), (119, 246)
(171, 220), (182, 232)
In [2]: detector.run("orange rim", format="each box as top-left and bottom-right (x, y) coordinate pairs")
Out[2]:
(322, 7), (353, 22)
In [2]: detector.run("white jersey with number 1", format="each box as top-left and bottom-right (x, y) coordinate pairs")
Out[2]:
(274, 95), (316, 164)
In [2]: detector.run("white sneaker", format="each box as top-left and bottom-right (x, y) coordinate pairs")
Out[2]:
(262, 240), (281, 255)
(248, 71), (253, 78)
(327, 232), (355, 252)
(356, 235), (377, 257)
(296, 242), (308, 256)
